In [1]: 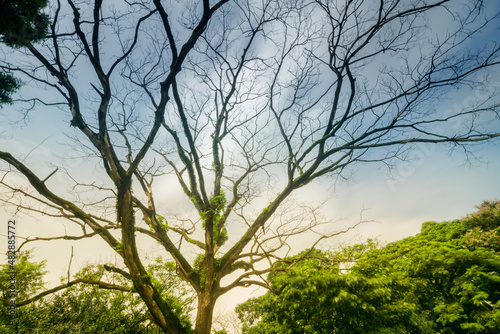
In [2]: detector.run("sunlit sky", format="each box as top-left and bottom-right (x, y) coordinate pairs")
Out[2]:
(1, 0), (500, 322)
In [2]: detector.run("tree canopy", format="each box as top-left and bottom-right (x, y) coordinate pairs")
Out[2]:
(0, 0), (49, 104)
(0, 72), (20, 105)
(238, 200), (500, 333)
(236, 247), (416, 333)
(0, 0), (499, 332)
(0, 251), (194, 333)
(356, 200), (500, 333)
(0, 0), (49, 47)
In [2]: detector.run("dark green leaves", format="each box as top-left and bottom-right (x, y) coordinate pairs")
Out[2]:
(0, 72), (20, 105)
(0, 0), (49, 47)
(1, 0), (50, 106)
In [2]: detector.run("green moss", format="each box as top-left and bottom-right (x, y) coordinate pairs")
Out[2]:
(262, 206), (271, 215)
(114, 240), (123, 254)
(193, 254), (208, 289)
(214, 257), (223, 270)
(193, 254), (205, 270)
(199, 269), (207, 290)
(201, 191), (228, 245)
(155, 214), (169, 231)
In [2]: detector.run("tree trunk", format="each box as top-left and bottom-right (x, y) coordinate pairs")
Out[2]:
(195, 292), (217, 334)
(117, 184), (187, 334)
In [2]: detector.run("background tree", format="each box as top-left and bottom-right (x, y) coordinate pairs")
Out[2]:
(0, 72), (20, 105)
(236, 247), (417, 334)
(355, 200), (500, 333)
(0, 250), (46, 332)
(238, 201), (500, 333)
(0, 252), (194, 333)
(0, 0), (49, 104)
(0, 0), (499, 333)
(0, 251), (46, 303)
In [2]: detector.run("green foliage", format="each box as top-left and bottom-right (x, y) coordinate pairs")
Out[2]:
(0, 253), (195, 333)
(75, 264), (106, 281)
(0, 250), (46, 302)
(461, 201), (500, 252)
(462, 200), (500, 231)
(0, 0), (50, 47)
(356, 200), (500, 333)
(212, 330), (227, 334)
(0, 250), (47, 332)
(15, 286), (159, 334)
(0, 72), (20, 105)
(334, 238), (380, 269)
(0, 261), (159, 333)
(0, 0), (50, 105)
(237, 248), (416, 334)
(147, 257), (196, 326)
(238, 201), (500, 334)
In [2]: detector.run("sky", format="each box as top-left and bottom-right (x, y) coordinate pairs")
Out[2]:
(1, 0), (500, 327)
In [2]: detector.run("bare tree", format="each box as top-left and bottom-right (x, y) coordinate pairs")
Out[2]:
(1, 0), (499, 333)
